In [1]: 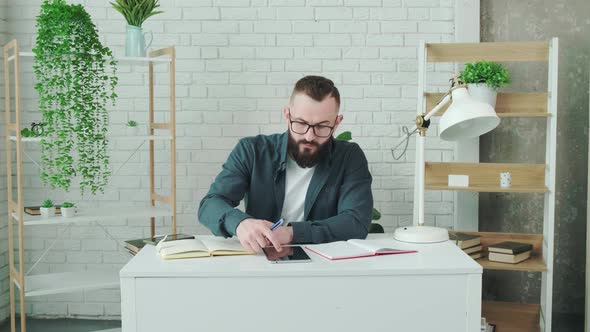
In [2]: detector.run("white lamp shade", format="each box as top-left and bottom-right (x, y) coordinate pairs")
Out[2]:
(439, 87), (500, 141)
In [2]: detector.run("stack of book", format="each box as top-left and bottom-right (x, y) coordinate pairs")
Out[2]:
(25, 205), (62, 215)
(487, 241), (533, 264)
(124, 234), (197, 256)
(124, 238), (148, 256)
(449, 232), (483, 259)
(480, 317), (496, 332)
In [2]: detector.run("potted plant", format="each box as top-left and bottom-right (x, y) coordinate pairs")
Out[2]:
(40, 199), (55, 219)
(459, 61), (511, 108)
(111, 0), (163, 56)
(61, 202), (76, 218)
(126, 120), (139, 135)
(20, 122), (45, 138)
(34, 0), (118, 195)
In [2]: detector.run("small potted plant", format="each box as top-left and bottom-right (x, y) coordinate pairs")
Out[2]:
(111, 0), (163, 56)
(459, 61), (511, 108)
(40, 199), (55, 219)
(61, 202), (76, 218)
(126, 120), (138, 135)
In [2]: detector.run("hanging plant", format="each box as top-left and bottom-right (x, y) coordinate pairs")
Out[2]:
(33, 0), (118, 194)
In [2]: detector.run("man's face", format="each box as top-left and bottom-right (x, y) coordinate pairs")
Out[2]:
(283, 93), (343, 168)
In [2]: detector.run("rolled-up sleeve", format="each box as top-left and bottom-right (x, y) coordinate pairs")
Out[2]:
(198, 139), (253, 237)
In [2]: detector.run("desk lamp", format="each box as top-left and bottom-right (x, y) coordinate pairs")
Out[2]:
(392, 77), (500, 243)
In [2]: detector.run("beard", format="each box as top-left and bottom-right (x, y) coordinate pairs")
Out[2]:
(287, 131), (332, 168)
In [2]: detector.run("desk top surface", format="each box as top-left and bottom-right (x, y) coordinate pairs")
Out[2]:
(120, 234), (482, 278)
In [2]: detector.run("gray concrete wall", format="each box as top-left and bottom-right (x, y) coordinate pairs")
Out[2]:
(480, 0), (590, 323)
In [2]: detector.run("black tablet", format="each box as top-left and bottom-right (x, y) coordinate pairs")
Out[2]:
(263, 246), (311, 263)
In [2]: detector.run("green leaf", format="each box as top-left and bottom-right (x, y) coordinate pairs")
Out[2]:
(459, 61), (511, 91)
(371, 208), (381, 221)
(111, 0), (163, 27)
(335, 131), (352, 141)
(35, 0), (117, 195)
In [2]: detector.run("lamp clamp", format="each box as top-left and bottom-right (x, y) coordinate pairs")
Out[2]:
(415, 115), (430, 137)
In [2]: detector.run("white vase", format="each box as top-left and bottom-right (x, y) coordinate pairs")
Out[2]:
(126, 25), (153, 57)
(126, 126), (138, 135)
(40, 207), (56, 219)
(467, 83), (498, 108)
(61, 207), (76, 218)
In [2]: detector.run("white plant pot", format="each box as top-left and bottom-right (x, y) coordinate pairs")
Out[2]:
(40, 207), (56, 219)
(61, 207), (76, 218)
(126, 126), (139, 135)
(467, 83), (498, 108)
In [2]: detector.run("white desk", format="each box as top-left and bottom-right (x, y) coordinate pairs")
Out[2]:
(120, 235), (482, 332)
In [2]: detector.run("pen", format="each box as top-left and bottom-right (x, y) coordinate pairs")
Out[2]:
(270, 218), (284, 231)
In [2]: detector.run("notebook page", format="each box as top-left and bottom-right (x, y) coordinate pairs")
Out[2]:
(157, 238), (208, 257)
(305, 241), (369, 259)
(347, 239), (402, 254)
(200, 237), (251, 254)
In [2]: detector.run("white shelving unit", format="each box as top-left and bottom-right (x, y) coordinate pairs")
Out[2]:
(417, 39), (558, 332)
(7, 51), (172, 64)
(15, 206), (173, 226)
(18, 271), (120, 297)
(3, 39), (177, 332)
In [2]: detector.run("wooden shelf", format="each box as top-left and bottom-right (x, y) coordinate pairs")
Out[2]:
(451, 231), (547, 272)
(15, 271), (119, 297)
(425, 162), (548, 193)
(482, 301), (540, 332)
(10, 135), (173, 142)
(4, 39), (178, 332)
(419, 38), (558, 332)
(426, 184), (548, 193)
(426, 92), (549, 118)
(7, 51), (171, 63)
(14, 206), (172, 226)
(477, 255), (546, 272)
(426, 41), (549, 62)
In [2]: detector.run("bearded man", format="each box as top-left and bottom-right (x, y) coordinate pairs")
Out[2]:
(198, 76), (373, 252)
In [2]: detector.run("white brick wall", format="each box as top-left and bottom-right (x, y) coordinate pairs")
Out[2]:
(1, 0), (458, 319)
(0, 0), (9, 323)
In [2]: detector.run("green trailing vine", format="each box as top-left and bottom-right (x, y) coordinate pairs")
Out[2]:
(33, 0), (118, 195)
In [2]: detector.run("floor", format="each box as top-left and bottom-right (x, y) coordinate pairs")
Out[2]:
(0, 318), (121, 332)
(0, 315), (584, 332)
(553, 313), (584, 332)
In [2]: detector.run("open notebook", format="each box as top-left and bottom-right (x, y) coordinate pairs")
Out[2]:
(156, 237), (255, 260)
(305, 239), (417, 260)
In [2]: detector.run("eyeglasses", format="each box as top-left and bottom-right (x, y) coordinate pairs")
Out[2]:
(288, 113), (336, 138)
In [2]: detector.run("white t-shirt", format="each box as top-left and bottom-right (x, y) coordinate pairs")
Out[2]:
(280, 157), (316, 223)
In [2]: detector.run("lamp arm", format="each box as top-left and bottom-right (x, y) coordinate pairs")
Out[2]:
(423, 93), (451, 121)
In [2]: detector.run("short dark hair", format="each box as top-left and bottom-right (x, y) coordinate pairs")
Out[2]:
(290, 76), (340, 108)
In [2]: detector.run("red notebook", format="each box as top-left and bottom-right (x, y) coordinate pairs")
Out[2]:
(305, 239), (417, 260)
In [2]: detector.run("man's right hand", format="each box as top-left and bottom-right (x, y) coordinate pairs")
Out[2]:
(236, 218), (281, 253)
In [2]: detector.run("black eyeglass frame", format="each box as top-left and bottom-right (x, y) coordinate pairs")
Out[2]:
(287, 111), (338, 138)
